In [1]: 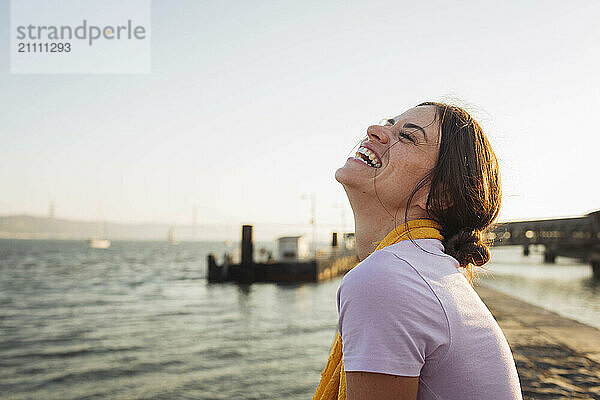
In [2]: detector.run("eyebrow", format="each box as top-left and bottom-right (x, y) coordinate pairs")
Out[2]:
(402, 122), (428, 142)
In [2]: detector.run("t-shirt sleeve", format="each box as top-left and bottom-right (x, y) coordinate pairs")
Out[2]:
(337, 250), (449, 377)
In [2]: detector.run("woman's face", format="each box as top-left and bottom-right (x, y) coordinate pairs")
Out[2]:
(335, 105), (441, 217)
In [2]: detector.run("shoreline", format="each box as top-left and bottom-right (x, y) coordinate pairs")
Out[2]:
(476, 285), (600, 399)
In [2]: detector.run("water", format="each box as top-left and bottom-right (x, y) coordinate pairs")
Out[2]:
(1, 240), (599, 399)
(480, 245), (600, 330)
(0, 240), (339, 400)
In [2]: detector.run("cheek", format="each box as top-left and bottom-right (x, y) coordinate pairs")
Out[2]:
(388, 155), (432, 187)
(378, 156), (434, 205)
(375, 146), (438, 207)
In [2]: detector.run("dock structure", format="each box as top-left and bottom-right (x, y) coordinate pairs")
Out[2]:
(207, 225), (359, 283)
(487, 210), (600, 279)
(476, 285), (600, 398)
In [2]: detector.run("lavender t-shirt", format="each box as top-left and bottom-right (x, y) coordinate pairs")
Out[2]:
(337, 239), (522, 399)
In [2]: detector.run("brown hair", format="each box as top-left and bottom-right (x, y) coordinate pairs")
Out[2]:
(410, 102), (501, 280)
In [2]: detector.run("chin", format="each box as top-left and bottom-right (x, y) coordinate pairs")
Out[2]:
(335, 165), (355, 186)
(334, 166), (345, 184)
(336, 168), (369, 197)
(335, 157), (360, 184)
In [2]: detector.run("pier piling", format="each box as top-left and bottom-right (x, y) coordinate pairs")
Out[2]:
(241, 225), (253, 265)
(240, 225), (255, 282)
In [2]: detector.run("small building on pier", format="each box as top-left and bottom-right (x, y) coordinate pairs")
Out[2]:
(278, 236), (309, 262)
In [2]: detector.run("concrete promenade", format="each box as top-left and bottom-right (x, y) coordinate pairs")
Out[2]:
(476, 285), (600, 399)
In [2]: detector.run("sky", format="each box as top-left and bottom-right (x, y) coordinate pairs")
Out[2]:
(1, 0), (599, 240)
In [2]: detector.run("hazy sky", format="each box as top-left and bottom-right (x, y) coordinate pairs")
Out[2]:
(1, 0), (599, 238)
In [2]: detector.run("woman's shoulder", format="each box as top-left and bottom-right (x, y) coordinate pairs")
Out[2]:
(382, 238), (457, 267)
(343, 246), (418, 283)
(342, 239), (456, 289)
(339, 246), (445, 309)
(337, 243), (452, 374)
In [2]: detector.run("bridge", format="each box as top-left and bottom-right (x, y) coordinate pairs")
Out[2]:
(487, 210), (600, 279)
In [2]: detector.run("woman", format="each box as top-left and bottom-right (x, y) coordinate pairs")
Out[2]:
(313, 102), (522, 399)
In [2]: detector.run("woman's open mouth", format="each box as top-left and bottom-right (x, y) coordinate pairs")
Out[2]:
(353, 146), (381, 168)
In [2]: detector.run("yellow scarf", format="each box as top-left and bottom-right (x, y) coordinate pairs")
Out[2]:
(312, 219), (444, 400)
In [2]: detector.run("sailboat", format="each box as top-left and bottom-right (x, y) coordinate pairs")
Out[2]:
(89, 221), (111, 249)
(168, 226), (179, 245)
(89, 238), (110, 249)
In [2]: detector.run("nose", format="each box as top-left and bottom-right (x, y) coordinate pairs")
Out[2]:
(366, 125), (390, 144)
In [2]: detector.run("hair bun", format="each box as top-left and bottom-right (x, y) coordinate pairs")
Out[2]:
(445, 229), (490, 267)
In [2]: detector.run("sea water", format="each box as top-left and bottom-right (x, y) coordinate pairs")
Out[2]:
(1, 240), (598, 399)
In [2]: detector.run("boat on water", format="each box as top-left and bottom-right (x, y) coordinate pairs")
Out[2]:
(88, 238), (111, 249)
(89, 220), (110, 249)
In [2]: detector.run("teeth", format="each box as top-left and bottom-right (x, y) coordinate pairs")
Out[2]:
(355, 146), (382, 168)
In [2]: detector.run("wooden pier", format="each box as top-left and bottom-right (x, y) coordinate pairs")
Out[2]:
(488, 210), (600, 279)
(207, 225), (359, 283)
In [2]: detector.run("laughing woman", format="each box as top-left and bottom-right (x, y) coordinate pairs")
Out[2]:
(313, 103), (522, 400)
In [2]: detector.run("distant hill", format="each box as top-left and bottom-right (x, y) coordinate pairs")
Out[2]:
(0, 215), (322, 242)
(0, 215), (240, 241)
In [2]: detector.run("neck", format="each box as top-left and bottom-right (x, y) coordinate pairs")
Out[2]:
(354, 216), (398, 261)
(347, 193), (424, 261)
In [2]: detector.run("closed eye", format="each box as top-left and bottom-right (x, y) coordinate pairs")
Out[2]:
(398, 131), (416, 143)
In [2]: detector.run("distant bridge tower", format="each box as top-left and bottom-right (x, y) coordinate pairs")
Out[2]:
(49, 202), (55, 219)
(192, 205), (198, 240)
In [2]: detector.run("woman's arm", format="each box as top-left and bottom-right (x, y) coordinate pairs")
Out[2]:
(346, 371), (419, 400)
